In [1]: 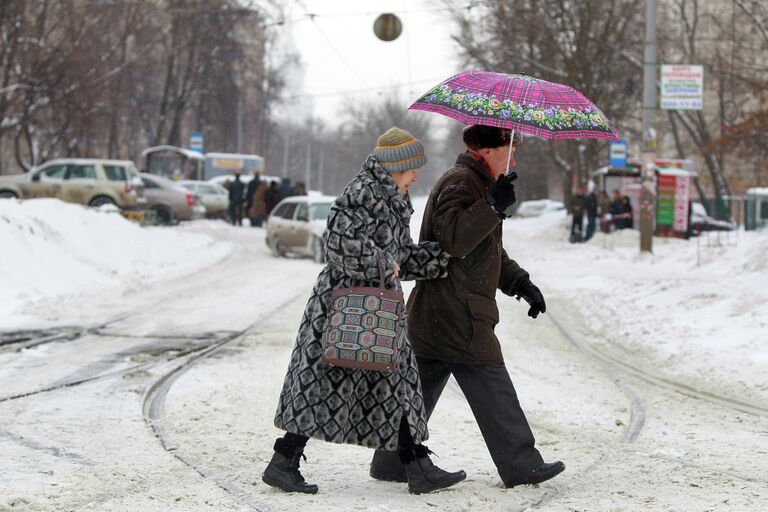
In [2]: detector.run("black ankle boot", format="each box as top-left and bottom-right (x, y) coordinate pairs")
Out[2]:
(403, 445), (466, 495)
(370, 449), (408, 483)
(262, 438), (318, 494)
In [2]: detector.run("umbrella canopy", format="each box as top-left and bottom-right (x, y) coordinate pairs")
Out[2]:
(409, 70), (619, 141)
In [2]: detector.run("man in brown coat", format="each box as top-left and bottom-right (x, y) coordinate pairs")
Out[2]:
(370, 125), (564, 488)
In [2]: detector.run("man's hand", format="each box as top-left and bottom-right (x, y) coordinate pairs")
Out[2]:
(515, 277), (546, 318)
(487, 172), (518, 215)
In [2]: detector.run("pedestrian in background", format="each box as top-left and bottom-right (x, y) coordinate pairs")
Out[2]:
(598, 190), (611, 233)
(570, 184), (586, 243)
(248, 178), (268, 227)
(245, 172), (262, 227)
(227, 173), (245, 226)
(264, 181), (281, 217)
(264, 127), (465, 495)
(583, 182), (598, 241)
(369, 124), (564, 489)
(279, 177), (294, 200)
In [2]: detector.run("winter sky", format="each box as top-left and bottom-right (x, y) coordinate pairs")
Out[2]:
(286, 0), (461, 123)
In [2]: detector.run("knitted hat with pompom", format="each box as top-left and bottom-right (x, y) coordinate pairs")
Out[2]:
(373, 127), (427, 173)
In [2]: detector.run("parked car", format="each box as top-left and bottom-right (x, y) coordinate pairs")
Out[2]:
(0, 158), (145, 209)
(690, 202), (735, 234)
(140, 173), (205, 224)
(178, 180), (228, 218)
(514, 199), (566, 218)
(266, 195), (335, 262)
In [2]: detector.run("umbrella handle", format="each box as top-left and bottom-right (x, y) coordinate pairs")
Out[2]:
(505, 129), (516, 175)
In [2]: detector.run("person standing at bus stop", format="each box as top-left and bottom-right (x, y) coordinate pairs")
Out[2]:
(228, 173), (245, 226)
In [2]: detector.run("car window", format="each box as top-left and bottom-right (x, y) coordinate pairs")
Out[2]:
(296, 203), (309, 222)
(180, 183), (195, 192)
(104, 165), (127, 181)
(271, 203), (288, 218)
(199, 184), (217, 194)
(310, 202), (332, 221)
(66, 165), (97, 180)
(141, 177), (160, 189)
(280, 203), (298, 219)
(40, 165), (66, 179)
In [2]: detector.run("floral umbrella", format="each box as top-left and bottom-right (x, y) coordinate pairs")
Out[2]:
(409, 70), (619, 142)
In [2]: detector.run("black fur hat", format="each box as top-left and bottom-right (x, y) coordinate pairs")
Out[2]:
(462, 125), (522, 149)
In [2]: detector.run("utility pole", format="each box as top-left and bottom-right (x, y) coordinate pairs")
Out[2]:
(640, 0), (657, 253)
(318, 148), (325, 194)
(305, 136), (311, 191)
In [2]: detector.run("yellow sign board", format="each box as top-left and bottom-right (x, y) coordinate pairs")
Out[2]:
(213, 158), (244, 169)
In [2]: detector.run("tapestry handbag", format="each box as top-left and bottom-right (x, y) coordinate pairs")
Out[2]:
(321, 257), (404, 372)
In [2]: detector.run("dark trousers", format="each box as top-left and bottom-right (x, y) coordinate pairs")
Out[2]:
(229, 201), (243, 225)
(571, 214), (584, 240)
(416, 357), (543, 483)
(584, 214), (597, 241)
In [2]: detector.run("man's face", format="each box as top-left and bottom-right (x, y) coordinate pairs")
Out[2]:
(479, 143), (517, 181)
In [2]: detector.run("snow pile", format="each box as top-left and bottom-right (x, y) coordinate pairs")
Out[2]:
(502, 212), (768, 406)
(0, 199), (231, 328)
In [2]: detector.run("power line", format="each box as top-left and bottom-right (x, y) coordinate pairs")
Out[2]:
(288, 76), (446, 100)
(306, 13), (369, 88)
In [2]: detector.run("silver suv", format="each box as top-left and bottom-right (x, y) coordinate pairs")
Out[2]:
(0, 158), (145, 209)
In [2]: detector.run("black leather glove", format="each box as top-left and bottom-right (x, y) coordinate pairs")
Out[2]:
(487, 171), (518, 216)
(515, 277), (546, 318)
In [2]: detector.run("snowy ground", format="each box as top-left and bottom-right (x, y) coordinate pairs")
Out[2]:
(0, 197), (766, 511)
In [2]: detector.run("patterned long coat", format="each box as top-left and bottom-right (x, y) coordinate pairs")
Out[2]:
(274, 156), (449, 451)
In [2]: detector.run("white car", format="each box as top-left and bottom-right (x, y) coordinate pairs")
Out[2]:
(179, 180), (229, 218)
(690, 202), (735, 233)
(266, 195), (335, 263)
(514, 199), (566, 218)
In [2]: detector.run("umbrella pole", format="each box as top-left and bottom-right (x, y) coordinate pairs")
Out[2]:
(505, 129), (516, 175)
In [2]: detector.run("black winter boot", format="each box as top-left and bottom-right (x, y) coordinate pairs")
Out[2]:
(403, 445), (466, 495)
(262, 438), (318, 494)
(370, 449), (408, 483)
(504, 460), (565, 488)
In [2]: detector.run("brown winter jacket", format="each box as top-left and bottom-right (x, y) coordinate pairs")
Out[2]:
(407, 153), (530, 364)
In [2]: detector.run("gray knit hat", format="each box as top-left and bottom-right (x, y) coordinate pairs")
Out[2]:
(373, 127), (427, 173)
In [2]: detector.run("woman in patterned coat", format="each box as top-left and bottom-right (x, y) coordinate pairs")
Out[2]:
(263, 128), (466, 495)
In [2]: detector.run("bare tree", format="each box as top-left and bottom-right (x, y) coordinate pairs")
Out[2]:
(443, 0), (645, 205)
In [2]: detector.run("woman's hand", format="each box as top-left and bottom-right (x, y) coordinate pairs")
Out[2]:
(393, 261), (400, 279)
(442, 251), (452, 258)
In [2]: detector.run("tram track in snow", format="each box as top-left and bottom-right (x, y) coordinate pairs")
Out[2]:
(508, 307), (767, 511)
(140, 293), (308, 512)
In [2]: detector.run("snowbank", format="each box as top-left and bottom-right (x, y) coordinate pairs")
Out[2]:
(0, 199), (231, 328)
(503, 210), (768, 406)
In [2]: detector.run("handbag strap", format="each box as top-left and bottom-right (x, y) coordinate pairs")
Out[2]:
(329, 251), (388, 290)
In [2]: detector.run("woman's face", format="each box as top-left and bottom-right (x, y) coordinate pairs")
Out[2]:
(391, 168), (420, 195)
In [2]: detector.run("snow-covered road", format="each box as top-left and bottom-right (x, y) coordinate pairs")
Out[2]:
(1, 203), (766, 511)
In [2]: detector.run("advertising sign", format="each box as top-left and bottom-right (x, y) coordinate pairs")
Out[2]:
(656, 172), (691, 234)
(657, 174), (676, 226)
(673, 175), (691, 232)
(660, 65), (704, 110)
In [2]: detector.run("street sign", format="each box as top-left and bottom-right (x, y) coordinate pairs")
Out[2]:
(660, 65), (703, 110)
(609, 139), (628, 168)
(189, 132), (204, 153)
